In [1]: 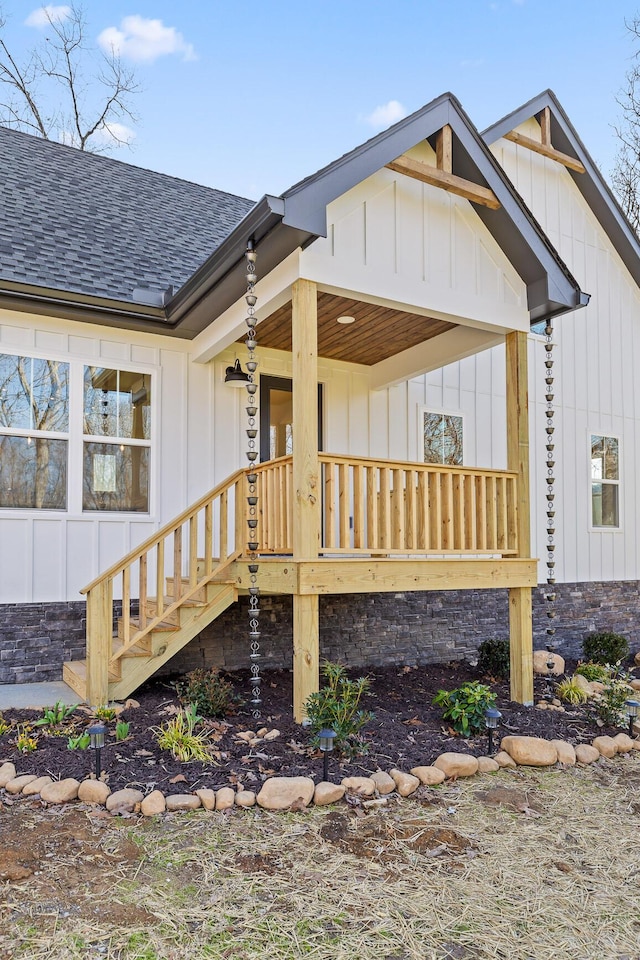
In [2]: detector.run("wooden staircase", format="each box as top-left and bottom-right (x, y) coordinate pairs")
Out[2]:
(63, 468), (247, 705)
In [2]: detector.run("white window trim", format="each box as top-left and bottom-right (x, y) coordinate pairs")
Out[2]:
(588, 429), (622, 533)
(0, 347), (159, 520)
(418, 405), (465, 465)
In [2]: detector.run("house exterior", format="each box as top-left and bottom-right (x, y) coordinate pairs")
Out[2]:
(2, 89), (630, 718)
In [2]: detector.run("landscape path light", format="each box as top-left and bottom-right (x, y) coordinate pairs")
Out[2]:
(88, 722), (107, 780)
(318, 728), (336, 782)
(484, 707), (502, 756)
(625, 699), (640, 738)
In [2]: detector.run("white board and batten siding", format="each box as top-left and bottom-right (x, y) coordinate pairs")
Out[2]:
(0, 311), (221, 604)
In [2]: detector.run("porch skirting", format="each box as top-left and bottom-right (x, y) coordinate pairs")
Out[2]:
(2, 581), (639, 685)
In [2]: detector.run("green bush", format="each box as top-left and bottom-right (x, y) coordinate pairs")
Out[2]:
(593, 678), (632, 727)
(477, 638), (510, 679)
(433, 681), (497, 737)
(556, 678), (588, 705)
(582, 632), (629, 666)
(152, 704), (217, 762)
(575, 662), (610, 683)
(304, 661), (374, 758)
(177, 668), (239, 718)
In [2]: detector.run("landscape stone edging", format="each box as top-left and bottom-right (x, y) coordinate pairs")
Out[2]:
(1, 734), (639, 815)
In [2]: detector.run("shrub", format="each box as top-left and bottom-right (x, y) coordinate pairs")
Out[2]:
(477, 638), (510, 679)
(433, 681), (497, 737)
(304, 660), (374, 757)
(177, 668), (239, 718)
(556, 678), (588, 705)
(593, 678), (632, 727)
(152, 704), (217, 763)
(575, 662), (611, 683)
(582, 632), (629, 666)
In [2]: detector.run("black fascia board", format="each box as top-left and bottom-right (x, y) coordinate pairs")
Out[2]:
(483, 90), (640, 290)
(280, 92), (585, 323)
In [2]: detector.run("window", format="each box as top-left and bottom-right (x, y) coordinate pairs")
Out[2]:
(591, 434), (619, 528)
(83, 367), (151, 512)
(422, 411), (463, 465)
(0, 354), (69, 509)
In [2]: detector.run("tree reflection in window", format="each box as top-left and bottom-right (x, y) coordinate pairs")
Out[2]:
(0, 355), (68, 509)
(83, 367), (151, 512)
(591, 434), (619, 527)
(423, 412), (463, 465)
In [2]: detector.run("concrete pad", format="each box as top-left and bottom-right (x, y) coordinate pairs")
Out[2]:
(0, 681), (79, 711)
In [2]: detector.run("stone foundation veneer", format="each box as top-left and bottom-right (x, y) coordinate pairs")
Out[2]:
(1, 580), (639, 684)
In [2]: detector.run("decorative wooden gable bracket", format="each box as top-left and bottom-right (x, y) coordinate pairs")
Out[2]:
(386, 124), (501, 210)
(503, 106), (586, 174)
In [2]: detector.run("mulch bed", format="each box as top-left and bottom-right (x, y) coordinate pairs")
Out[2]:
(0, 660), (623, 796)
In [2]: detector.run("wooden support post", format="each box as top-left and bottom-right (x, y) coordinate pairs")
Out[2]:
(293, 594), (319, 723)
(85, 581), (112, 707)
(506, 330), (533, 705)
(292, 278), (320, 721)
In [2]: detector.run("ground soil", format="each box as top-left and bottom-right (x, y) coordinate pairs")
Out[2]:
(0, 659), (623, 797)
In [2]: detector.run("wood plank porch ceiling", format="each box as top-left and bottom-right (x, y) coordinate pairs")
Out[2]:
(243, 292), (457, 366)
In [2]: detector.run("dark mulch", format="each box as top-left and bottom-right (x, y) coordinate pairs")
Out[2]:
(0, 660), (623, 796)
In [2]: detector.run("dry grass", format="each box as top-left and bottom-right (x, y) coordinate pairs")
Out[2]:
(2, 756), (640, 959)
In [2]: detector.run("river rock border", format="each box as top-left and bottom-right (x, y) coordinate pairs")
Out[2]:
(1, 734), (639, 814)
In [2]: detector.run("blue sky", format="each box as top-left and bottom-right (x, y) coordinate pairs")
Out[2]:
(1, 1), (638, 200)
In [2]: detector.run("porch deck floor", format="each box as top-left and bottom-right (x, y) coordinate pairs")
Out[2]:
(0, 680), (78, 710)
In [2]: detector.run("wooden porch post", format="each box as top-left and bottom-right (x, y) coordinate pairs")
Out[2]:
(506, 330), (534, 705)
(85, 581), (111, 707)
(291, 278), (320, 722)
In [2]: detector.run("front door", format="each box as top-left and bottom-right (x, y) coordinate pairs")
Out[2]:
(259, 375), (323, 462)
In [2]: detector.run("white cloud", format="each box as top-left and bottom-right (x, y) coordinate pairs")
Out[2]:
(97, 121), (136, 146)
(362, 100), (407, 129)
(98, 16), (196, 63)
(24, 5), (71, 28)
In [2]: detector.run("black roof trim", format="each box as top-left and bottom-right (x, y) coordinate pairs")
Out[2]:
(482, 89), (640, 289)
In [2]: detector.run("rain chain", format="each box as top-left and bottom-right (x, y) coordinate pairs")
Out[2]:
(544, 321), (558, 672)
(244, 240), (262, 718)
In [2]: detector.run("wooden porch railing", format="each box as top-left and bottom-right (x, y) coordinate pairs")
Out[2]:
(79, 468), (247, 702)
(255, 453), (518, 556)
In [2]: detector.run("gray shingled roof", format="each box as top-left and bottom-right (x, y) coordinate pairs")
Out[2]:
(0, 125), (255, 303)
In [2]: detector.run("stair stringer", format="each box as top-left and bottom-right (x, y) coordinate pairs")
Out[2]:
(108, 581), (238, 701)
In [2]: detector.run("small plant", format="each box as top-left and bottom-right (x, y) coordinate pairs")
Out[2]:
(0, 714), (11, 736)
(582, 631), (630, 666)
(304, 660), (374, 757)
(34, 700), (77, 728)
(575, 662), (611, 683)
(16, 724), (37, 753)
(433, 681), (497, 737)
(477, 638), (510, 679)
(593, 677), (632, 727)
(556, 677), (588, 705)
(115, 720), (130, 741)
(94, 705), (117, 722)
(176, 667), (239, 718)
(67, 732), (91, 750)
(152, 703), (217, 763)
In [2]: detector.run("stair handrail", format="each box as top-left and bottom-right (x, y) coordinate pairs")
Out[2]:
(80, 467), (247, 596)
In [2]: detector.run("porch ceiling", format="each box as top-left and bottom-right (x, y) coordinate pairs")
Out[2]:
(242, 292), (457, 366)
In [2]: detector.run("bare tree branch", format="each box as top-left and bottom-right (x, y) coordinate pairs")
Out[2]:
(613, 17), (640, 234)
(0, 2), (139, 152)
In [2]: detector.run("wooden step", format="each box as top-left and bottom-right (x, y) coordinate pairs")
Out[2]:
(63, 659), (121, 701)
(117, 616), (179, 643)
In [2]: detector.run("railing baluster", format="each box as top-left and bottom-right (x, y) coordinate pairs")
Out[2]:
(465, 474), (477, 550)
(156, 540), (165, 618)
(324, 460), (336, 549)
(453, 473), (464, 550)
(379, 467), (391, 551)
(417, 470), (428, 550)
(392, 468), (404, 550)
(219, 491), (228, 564)
(353, 464), (364, 549)
(487, 476), (498, 551)
(476, 475), (487, 550)
(139, 554), (147, 629)
(173, 529), (182, 602)
(122, 567), (130, 647)
(430, 471), (442, 550)
(339, 463), (350, 549)
(405, 469), (416, 551)
(205, 502), (213, 572)
(189, 515), (198, 589)
(366, 467), (378, 550)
